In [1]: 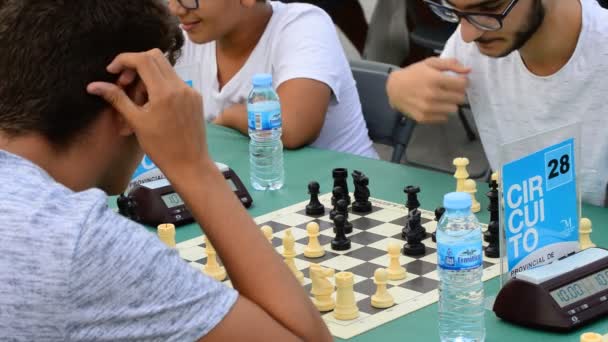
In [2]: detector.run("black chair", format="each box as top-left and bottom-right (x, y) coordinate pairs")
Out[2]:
(599, 0), (608, 8)
(350, 59), (416, 163)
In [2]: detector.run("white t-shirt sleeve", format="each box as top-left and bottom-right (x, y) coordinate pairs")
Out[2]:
(271, 7), (346, 102)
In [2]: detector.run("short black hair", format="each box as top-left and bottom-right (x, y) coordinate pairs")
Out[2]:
(0, 0), (183, 147)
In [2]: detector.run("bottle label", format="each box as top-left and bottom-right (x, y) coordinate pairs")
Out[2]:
(438, 240), (483, 271)
(248, 108), (281, 131)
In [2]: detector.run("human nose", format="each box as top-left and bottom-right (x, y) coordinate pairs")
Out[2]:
(167, 0), (188, 16)
(459, 19), (485, 43)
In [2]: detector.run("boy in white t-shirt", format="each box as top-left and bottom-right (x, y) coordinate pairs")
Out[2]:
(387, 0), (608, 206)
(169, 0), (379, 159)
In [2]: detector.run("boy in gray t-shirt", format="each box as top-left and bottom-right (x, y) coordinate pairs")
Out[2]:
(0, 1), (331, 341)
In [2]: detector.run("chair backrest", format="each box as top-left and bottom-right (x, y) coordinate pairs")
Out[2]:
(350, 59), (415, 162)
(600, 0), (608, 8)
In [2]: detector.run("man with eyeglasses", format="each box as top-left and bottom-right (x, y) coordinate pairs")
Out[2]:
(387, 0), (608, 206)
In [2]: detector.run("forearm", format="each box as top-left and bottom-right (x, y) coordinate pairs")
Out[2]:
(214, 104), (248, 135)
(166, 159), (331, 341)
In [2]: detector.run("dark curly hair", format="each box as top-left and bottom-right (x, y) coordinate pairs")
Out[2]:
(0, 0), (184, 147)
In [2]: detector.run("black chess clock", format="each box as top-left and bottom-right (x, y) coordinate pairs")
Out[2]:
(493, 247), (608, 331)
(118, 162), (252, 226)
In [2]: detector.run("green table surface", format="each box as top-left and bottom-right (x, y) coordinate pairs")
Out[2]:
(127, 124), (608, 341)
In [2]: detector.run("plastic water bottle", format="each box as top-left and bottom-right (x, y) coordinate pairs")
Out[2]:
(437, 192), (485, 342)
(247, 74), (284, 191)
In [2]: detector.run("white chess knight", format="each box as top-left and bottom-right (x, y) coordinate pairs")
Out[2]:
(579, 218), (595, 250)
(304, 222), (325, 258)
(203, 236), (227, 281)
(283, 229), (304, 284)
(309, 263), (335, 311)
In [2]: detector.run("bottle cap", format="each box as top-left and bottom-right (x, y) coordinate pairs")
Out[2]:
(443, 192), (472, 210)
(252, 73), (272, 87)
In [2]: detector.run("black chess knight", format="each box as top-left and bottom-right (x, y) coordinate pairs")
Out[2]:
(352, 170), (372, 213)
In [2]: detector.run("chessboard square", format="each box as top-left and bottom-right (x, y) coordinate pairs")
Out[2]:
(271, 237), (283, 248)
(178, 246), (206, 262)
(281, 227), (308, 241)
(177, 236), (205, 249)
(403, 245), (436, 259)
(399, 276), (439, 293)
(424, 270), (440, 281)
(318, 227), (362, 238)
(406, 260), (437, 276)
(350, 217), (385, 231)
(423, 239), (438, 249)
(420, 252), (439, 264)
(297, 251), (340, 265)
(348, 231), (386, 245)
(295, 219), (334, 232)
(369, 253), (415, 268)
(351, 205), (383, 216)
(389, 286), (424, 304)
(295, 207), (332, 217)
(320, 254), (366, 271)
(357, 297), (388, 315)
(345, 246), (386, 261)
(271, 213), (314, 227)
(321, 242), (364, 256)
(296, 234), (333, 247)
(257, 221), (291, 233)
(368, 237), (406, 254)
(483, 261), (497, 269)
(353, 278), (379, 296)
(422, 220), (438, 233)
(366, 222), (403, 238)
(188, 261), (202, 270)
(365, 208), (407, 222)
(346, 262), (384, 279)
(294, 257), (311, 271)
(388, 274), (419, 287)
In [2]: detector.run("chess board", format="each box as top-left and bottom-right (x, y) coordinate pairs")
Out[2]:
(177, 193), (501, 339)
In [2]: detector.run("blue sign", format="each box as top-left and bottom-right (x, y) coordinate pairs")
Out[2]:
(502, 138), (579, 277)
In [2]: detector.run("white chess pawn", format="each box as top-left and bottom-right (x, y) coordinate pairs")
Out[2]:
(309, 263), (335, 311)
(579, 218), (596, 250)
(203, 236), (227, 281)
(371, 268), (394, 309)
(283, 229), (304, 284)
(260, 225), (273, 244)
(333, 272), (360, 320)
(464, 179), (481, 213)
(453, 157), (470, 192)
(157, 223), (176, 248)
(387, 241), (407, 280)
(580, 332), (603, 342)
(304, 222), (325, 258)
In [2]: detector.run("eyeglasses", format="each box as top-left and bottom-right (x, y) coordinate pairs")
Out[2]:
(177, 0), (199, 10)
(423, 0), (519, 31)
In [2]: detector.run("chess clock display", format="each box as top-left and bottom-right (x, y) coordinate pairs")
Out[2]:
(118, 162), (252, 226)
(493, 247), (608, 331)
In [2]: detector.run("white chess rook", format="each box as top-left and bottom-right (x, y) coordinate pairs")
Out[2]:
(333, 272), (360, 320)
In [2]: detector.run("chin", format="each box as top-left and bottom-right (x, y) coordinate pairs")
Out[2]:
(186, 31), (215, 45)
(477, 42), (516, 58)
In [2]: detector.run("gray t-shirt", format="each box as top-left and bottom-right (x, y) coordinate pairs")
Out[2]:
(0, 150), (238, 341)
(441, 0), (608, 206)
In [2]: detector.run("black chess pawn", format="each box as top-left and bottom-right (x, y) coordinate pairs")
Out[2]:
(403, 209), (426, 256)
(330, 186), (345, 220)
(331, 214), (351, 251)
(305, 181), (325, 216)
(432, 206), (445, 243)
(404, 185), (421, 214)
(352, 170), (372, 213)
(484, 220), (500, 258)
(335, 199), (353, 234)
(332, 168), (351, 205)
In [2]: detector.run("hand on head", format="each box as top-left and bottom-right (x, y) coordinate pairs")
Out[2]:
(87, 49), (210, 177)
(387, 57), (470, 123)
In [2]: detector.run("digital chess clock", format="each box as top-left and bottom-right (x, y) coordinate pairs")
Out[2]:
(118, 162), (252, 226)
(494, 247), (608, 331)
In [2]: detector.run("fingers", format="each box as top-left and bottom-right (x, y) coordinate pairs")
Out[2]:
(117, 69), (137, 88)
(87, 81), (142, 122)
(106, 50), (167, 94)
(426, 57), (471, 74)
(437, 74), (469, 93)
